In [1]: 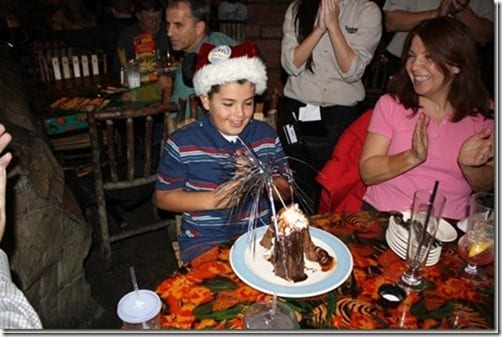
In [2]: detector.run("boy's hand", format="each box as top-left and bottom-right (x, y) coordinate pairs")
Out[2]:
(213, 179), (242, 209)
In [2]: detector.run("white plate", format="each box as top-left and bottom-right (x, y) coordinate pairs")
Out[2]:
(392, 211), (457, 242)
(457, 218), (468, 232)
(389, 218), (409, 242)
(388, 227), (441, 257)
(389, 224), (408, 244)
(386, 230), (407, 257)
(386, 229), (440, 266)
(229, 227), (353, 298)
(389, 228), (441, 256)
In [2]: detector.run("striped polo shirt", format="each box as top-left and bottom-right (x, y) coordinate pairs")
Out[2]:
(156, 115), (290, 263)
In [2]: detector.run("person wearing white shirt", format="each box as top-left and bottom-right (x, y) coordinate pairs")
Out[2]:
(280, 0), (382, 206)
(382, 0), (494, 75)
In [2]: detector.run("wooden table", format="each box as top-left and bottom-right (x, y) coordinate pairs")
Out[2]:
(24, 75), (169, 134)
(24, 75), (176, 173)
(155, 211), (494, 329)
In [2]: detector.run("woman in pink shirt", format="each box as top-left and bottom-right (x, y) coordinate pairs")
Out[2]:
(359, 17), (494, 220)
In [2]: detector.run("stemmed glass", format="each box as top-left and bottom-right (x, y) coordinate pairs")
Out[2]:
(457, 192), (494, 275)
(398, 187), (446, 292)
(156, 46), (175, 74)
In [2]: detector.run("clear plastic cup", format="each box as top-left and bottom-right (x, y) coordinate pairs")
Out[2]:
(117, 289), (161, 329)
(244, 300), (298, 329)
(125, 59), (141, 89)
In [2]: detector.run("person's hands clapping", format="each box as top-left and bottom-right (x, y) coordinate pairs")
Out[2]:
(458, 127), (494, 167)
(315, 1), (327, 34)
(448, 0), (470, 16)
(0, 123), (13, 242)
(437, 0), (453, 17)
(321, 0), (340, 31)
(409, 112), (430, 165)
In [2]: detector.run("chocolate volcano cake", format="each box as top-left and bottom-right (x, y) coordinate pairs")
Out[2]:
(260, 204), (335, 282)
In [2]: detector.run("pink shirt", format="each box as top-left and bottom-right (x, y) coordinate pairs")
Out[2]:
(363, 94), (493, 220)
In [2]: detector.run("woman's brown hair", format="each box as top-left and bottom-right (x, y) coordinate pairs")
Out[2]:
(387, 17), (491, 122)
(292, 0), (320, 72)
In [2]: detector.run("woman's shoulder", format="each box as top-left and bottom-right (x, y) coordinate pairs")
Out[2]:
(372, 94), (413, 121)
(374, 94), (400, 110)
(461, 113), (494, 127)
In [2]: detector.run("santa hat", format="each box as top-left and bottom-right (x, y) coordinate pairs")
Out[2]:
(192, 41), (267, 96)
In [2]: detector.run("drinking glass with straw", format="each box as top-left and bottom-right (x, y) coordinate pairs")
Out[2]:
(398, 182), (446, 292)
(244, 292), (298, 329)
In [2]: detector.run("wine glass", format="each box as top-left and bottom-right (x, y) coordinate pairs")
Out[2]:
(457, 192), (494, 275)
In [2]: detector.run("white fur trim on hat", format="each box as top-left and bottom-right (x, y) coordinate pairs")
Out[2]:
(193, 56), (267, 96)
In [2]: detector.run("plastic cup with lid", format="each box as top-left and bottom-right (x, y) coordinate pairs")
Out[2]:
(116, 289), (162, 329)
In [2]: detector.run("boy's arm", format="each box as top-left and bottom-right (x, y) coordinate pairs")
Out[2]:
(155, 188), (238, 213)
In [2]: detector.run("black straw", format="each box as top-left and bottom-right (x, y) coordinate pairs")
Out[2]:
(411, 181), (439, 270)
(423, 181), (439, 231)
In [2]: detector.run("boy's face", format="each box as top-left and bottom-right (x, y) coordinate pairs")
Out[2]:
(200, 81), (255, 136)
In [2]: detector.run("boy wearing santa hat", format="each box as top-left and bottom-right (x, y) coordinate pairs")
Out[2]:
(155, 42), (292, 264)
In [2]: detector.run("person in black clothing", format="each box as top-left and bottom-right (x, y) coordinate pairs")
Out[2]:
(116, 0), (170, 67)
(95, 0), (136, 72)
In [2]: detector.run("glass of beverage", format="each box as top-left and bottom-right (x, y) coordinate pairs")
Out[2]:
(457, 192), (494, 275)
(398, 188), (446, 292)
(244, 300), (298, 329)
(125, 59), (141, 89)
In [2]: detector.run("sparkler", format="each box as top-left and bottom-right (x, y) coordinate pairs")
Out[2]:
(213, 137), (314, 250)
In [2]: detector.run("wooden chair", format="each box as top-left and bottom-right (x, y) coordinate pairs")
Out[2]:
(176, 94), (200, 128)
(361, 52), (390, 111)
(32, 41), (108, 82)
(32, 42), (110, 171)
(254, 87), (280, 131)
(86, 101), (178, 267)
(218, 20), (247, 42)
(169, 94), (201, 268)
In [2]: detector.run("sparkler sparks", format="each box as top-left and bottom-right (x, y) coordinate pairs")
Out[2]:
(213, 137), (316, 247)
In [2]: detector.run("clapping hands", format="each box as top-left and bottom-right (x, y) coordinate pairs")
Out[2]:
(438, 0), (470, 17)
(316, 0), (341, 33)
(409, 113), (493, 169)
(458, 127), (494, 167)
(410, 112), (430, 166)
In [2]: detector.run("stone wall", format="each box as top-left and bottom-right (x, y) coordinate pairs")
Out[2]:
(247, 0), (290, 93)
(0, 45), (101, 328)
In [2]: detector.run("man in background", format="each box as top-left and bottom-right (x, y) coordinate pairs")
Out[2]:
(163, 0), (237, 116)
(117, 0), (170, 66)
